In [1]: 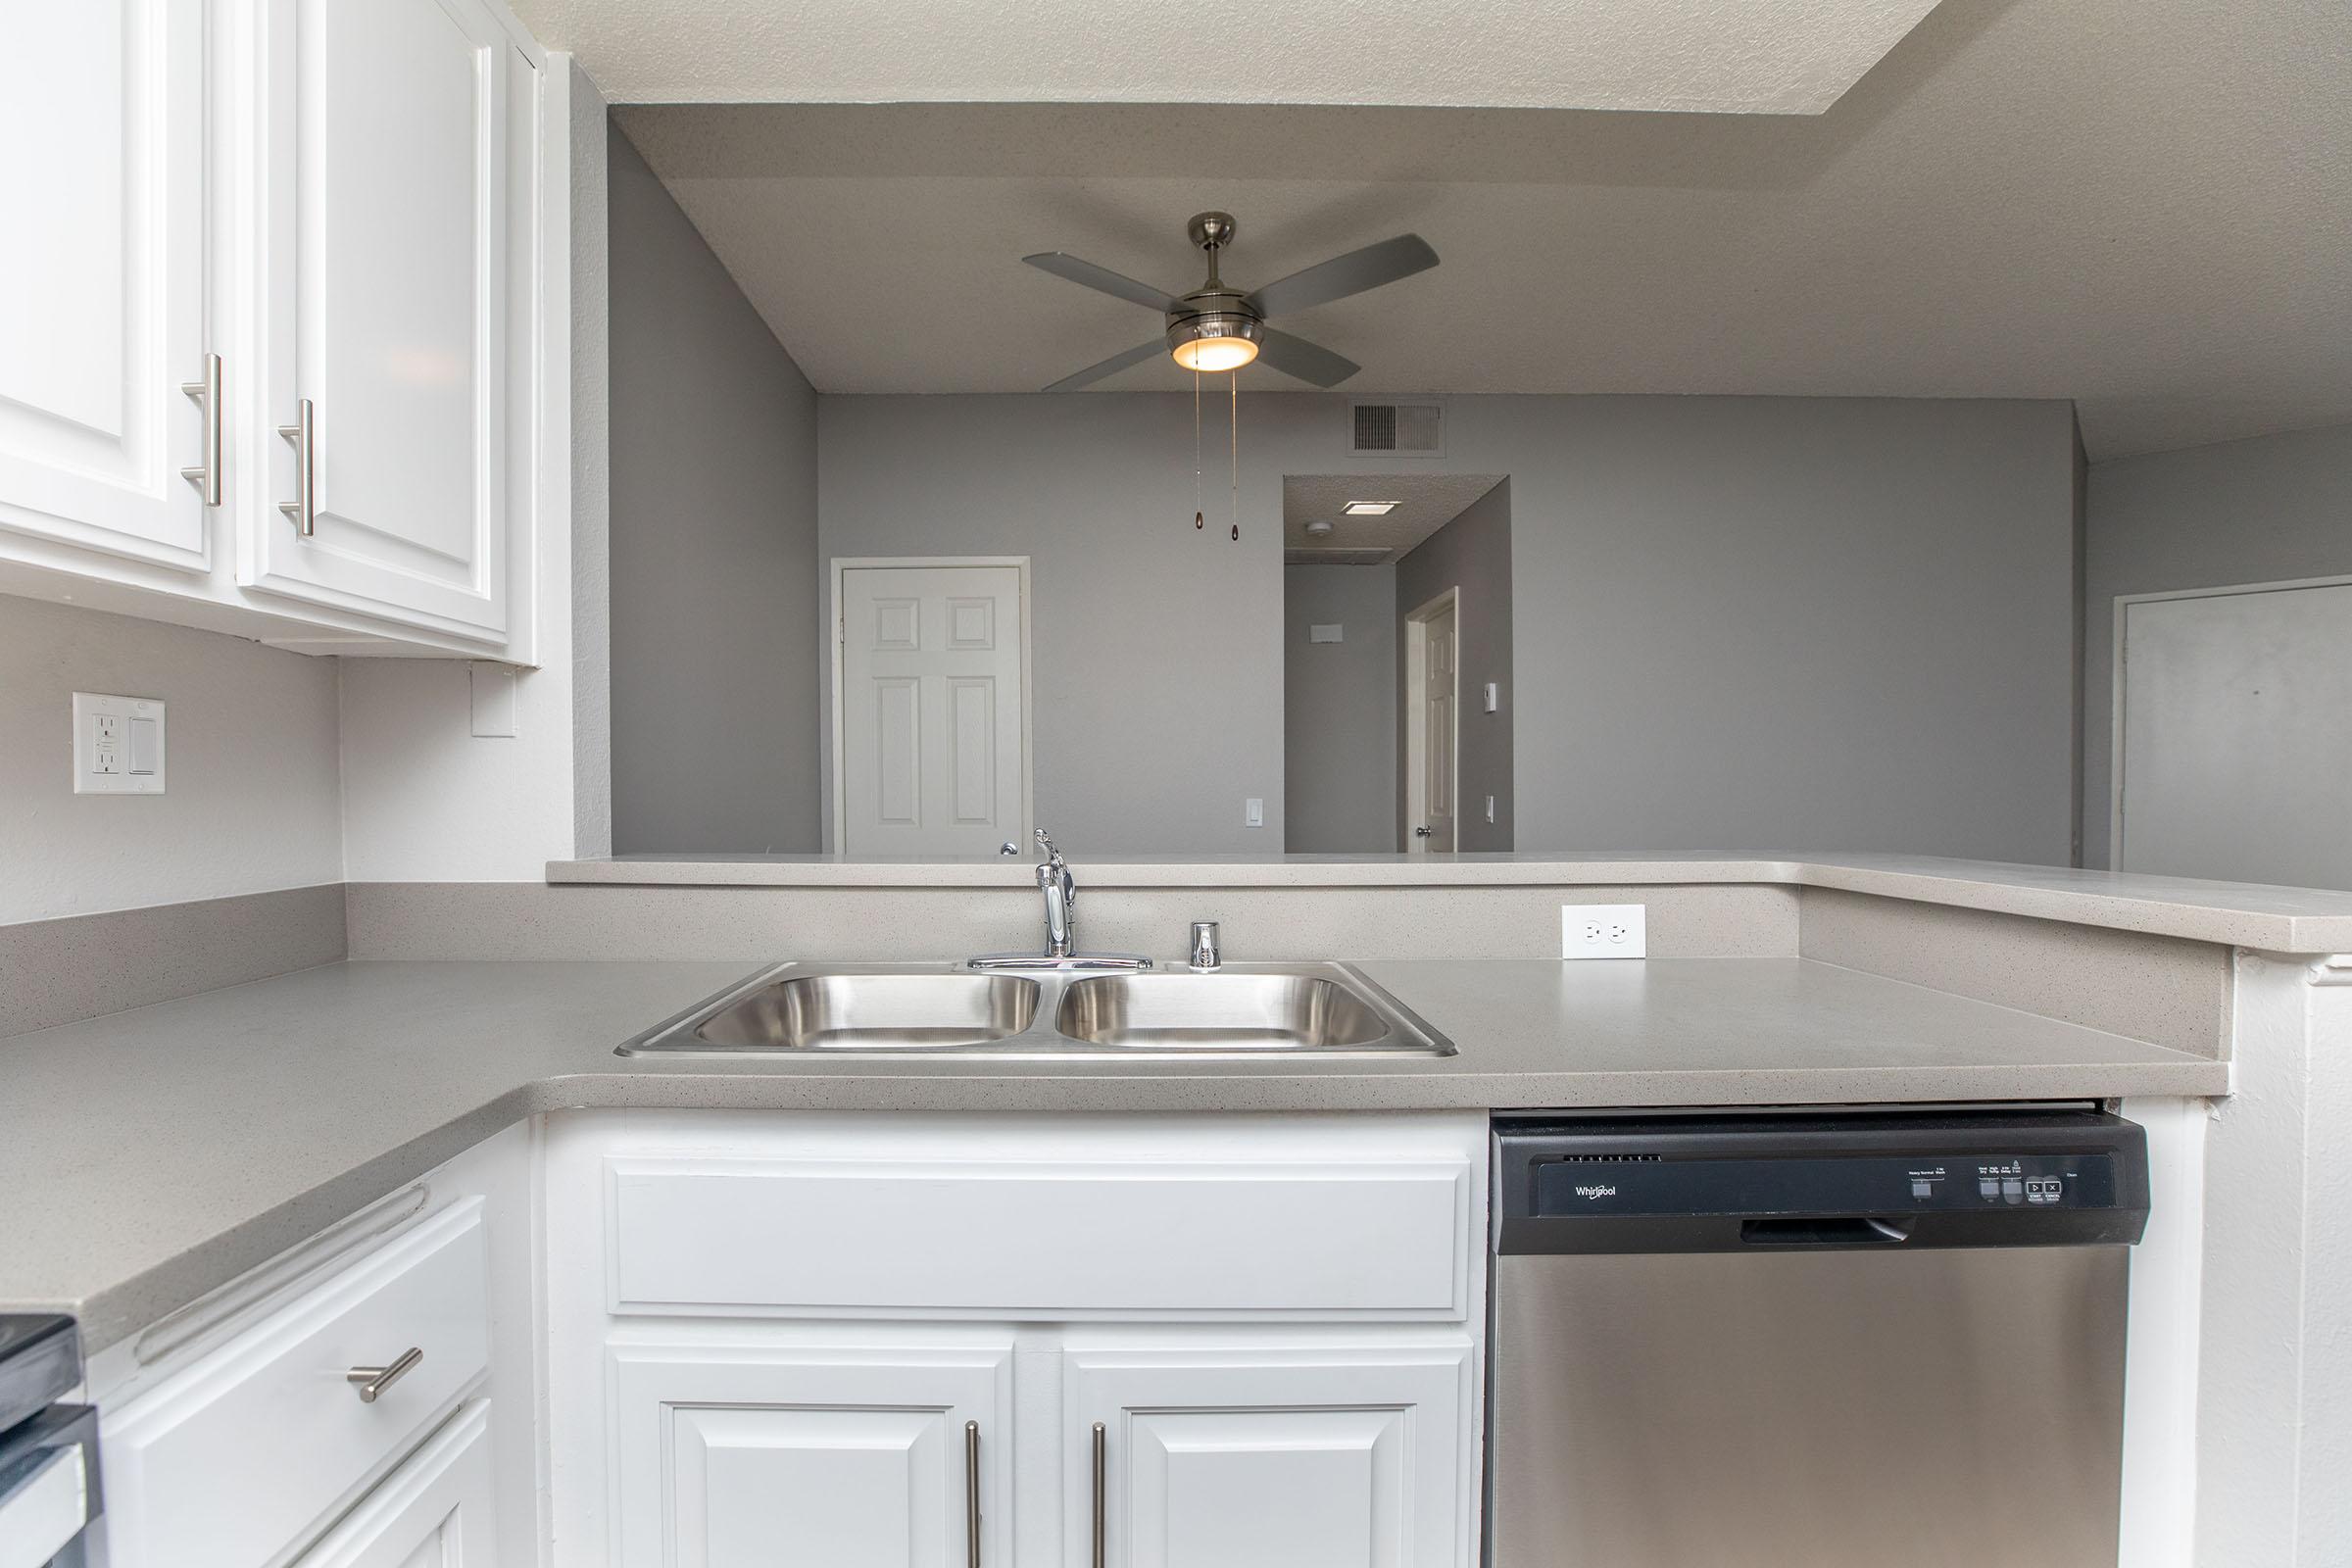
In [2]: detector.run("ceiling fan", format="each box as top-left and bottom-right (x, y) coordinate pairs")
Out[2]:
(1024, 213), (1440, 392)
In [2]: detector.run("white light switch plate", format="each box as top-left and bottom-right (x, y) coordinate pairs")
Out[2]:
(73, 692), (166, 794)
(1244, 797), (1264, 828)
(1563, 903), (1645, 958)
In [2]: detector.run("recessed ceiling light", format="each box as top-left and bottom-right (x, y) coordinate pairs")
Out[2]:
(1344, 501), (1397, 515)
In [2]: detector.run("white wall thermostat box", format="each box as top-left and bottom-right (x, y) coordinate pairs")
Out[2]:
(73, 693), (166, 794)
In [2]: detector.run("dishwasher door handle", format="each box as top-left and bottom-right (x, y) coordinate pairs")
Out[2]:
(1740, 1216), (1913, 1247)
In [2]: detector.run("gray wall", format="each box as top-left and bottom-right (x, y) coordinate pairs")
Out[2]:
(1284, 564), (1397, 852)
(805, 392), (2079, 860)
(608, 123), (822, 853)
(2082, 422), (2352, 866)
(818, 395), (1286, 852)
(0, 599), (341, 924)
(1396, 479), (1513, 851)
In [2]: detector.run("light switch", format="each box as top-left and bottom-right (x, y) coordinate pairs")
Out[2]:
(74, 693), (166, 794)
(1244, 797), (1264, 828)
(1484, 681), (1499, 712)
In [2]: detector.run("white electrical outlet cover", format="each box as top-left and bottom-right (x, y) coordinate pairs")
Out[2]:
(73, 692), (166, 795)
(1562, 903), (1646, 958)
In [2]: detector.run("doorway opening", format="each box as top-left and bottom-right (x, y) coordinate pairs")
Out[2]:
(1404, 588), (1459, 853)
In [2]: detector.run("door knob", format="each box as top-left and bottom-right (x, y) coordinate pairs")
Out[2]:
(1415, 826), (1433, 837)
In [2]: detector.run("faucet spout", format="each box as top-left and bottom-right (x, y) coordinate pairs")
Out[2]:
(1039, 858), (1075, 956)
(967, 828), (1150, 972)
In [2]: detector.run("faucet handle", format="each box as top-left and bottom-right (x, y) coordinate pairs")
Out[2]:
(1034, 826), (1064, 867)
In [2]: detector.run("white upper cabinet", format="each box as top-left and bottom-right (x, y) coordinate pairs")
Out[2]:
(0, 1), (211, 570)
(0, 0), (548, 660)
(237, 0), (532, 645)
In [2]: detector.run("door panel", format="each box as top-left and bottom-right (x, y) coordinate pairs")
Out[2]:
(245, 0), (525, 642)
(1067, 1345), (1473, 1568)
(840, 565), (1028, 856)
(288, 1400), (498, 1568)
(2119, 581), (2352, 888)
(0, 0), (208, 568)
(1412, 603), (1457, 852)
(612, 1340), (1011, 1568)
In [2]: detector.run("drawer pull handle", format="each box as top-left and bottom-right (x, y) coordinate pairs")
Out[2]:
(964, 1420), (981, 1568)
(346, 1346), (422, 1403)
(179, 353), (221, 506)
(1091, 1421), (1106, 1568)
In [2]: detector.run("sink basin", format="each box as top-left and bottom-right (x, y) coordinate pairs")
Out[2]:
(1057, 972), (1407, 1051)
(649, 972), (1039, 1052)
(617, 963), (1451, 1057)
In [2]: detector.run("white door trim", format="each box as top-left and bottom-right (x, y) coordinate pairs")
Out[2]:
(829, 556), (1035, 855)
(2109, 571), (2352, 870)
(1403, 585), (1460, 855)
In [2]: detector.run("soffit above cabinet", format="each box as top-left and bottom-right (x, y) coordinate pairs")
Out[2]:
(516, 0), (1944, 113)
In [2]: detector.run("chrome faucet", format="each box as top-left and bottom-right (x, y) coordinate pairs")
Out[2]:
(968, 829), (1152, 971)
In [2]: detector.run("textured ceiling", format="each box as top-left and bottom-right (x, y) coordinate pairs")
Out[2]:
(520, 0), (1942, 113)
(614, 0), (2352, 459)
(1283, 474), (1504, 555)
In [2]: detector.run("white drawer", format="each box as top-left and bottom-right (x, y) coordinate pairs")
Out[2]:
(608, 1154), (1473, 1320)
(102, 1201), (491, 1568)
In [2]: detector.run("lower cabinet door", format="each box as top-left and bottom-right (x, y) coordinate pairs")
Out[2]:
(1066, 1344), (1476, 1568)
(612, 1338), (1013, 1568)
(289, 1399), (497, 1567)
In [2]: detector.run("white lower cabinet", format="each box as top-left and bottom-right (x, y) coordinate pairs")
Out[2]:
(610, 1339), (1012, 1568)
(289, 1399), (498, 1567)
(550, 1111), (1491, 1568)
(1069, 1345), (1474, 1568)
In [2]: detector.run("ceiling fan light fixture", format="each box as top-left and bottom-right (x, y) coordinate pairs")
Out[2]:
(1168, 314), (1261, 373)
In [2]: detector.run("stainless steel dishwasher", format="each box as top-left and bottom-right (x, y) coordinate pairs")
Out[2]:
(1490, 1108), (2150, 1568)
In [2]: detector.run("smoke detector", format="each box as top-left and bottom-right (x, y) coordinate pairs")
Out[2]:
(1305, 518), (1336, 538)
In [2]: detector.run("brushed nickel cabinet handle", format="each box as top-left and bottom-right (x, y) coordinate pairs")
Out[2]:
(1091, 1421), (1106, 1568)
(277, 398), (316, 536)
(345, 1346), (421, 1403)
(964, 1420), (982, 1568)
(179, 353), (221, 505)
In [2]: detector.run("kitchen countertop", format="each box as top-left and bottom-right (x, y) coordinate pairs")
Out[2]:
(546, 851), (2352, 952)
(1, 956), (2226, 1353)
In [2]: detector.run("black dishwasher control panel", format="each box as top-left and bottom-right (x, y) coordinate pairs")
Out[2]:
(1496, 1109), (2150, 1254)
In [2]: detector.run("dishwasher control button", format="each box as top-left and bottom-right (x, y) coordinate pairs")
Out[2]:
(1979, 1179), (2000, 1200)
(1911, 1179), (1934, 1200)
(2002, 1179), (2026, 1202)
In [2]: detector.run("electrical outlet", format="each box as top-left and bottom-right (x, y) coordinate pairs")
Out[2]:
(74, 692), (166, 795)
(1562, 903), (1645, 959)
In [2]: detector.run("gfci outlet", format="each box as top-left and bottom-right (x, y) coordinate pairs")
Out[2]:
(1562, 903), (1646, 959)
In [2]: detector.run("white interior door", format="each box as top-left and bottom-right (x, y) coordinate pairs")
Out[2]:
(2118, 579), (2352, 889)
(1067, 1345), (1474, 1568)
(839, 564), (1029, 857)
(1407, 598), (1458, 852)
(245, 0), (525, 642)
(0, 0), (209, 570)
(612, 1341), (1010, 1568)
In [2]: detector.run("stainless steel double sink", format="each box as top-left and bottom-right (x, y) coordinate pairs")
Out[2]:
(618, 962), (1454, 1058)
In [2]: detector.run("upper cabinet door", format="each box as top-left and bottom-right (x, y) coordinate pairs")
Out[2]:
(242, 0), (530, 645)
(1067, 1344), (1476, 1568)
(0, 0), (209, 570)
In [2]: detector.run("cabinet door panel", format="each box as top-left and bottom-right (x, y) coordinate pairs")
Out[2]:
(1068, 1346), (1474, 1568)
(288, 1400), (497, 1567)
(612, 1341), (1011, 1568)
(247, 0), (523, 642)
(0, 0), (207, 569)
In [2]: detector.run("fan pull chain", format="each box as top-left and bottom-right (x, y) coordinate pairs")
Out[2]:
(1193, 368), (1203, 529)
(1229, 371), (1239, 541)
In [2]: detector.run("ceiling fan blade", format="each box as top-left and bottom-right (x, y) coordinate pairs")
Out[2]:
(1247, 234), (1440, 319)
(1023, 253), (1178, 313)
(1042, 338), (1168, 393)
(1254, 328), (1360, 388)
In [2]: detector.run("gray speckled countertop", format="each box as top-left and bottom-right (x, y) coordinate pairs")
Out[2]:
(1, 956), (2225, 1352)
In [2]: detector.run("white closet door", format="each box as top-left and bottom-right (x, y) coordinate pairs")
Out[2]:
(0, 0), (209, 570)
(839, 564), (1029, 856)
(2118, 579), (2352, 888)
(242, 0), (526, 644)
